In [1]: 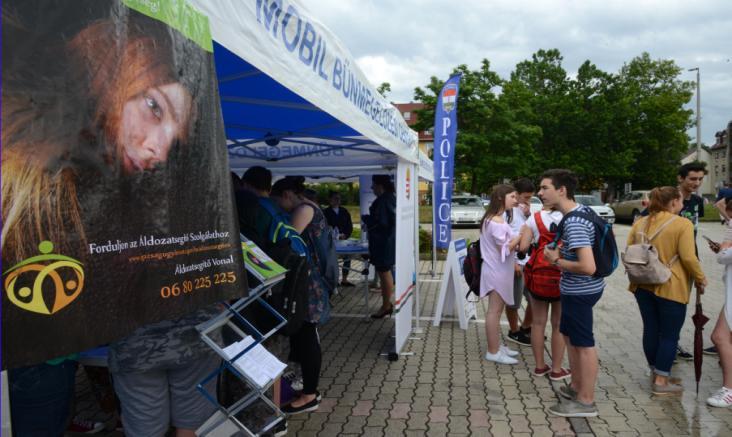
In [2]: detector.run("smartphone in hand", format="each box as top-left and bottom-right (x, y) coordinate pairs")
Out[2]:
(703, 235), (720, 253)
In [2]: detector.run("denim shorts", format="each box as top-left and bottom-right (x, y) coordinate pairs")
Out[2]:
(559, 292), (602, 347)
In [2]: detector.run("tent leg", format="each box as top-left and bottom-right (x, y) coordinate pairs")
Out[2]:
(413, 165), (423, 335)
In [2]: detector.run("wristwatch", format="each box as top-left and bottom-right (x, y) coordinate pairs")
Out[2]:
(551, 258), (560, 267)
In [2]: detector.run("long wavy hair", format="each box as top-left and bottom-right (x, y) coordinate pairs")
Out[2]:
(480, 184), (516, 233)
(2, 14), (198, 264)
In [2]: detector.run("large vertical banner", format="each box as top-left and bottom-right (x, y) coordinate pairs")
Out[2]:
(1, 0), (246, 369)
(394, 161), (417, 353)
(432, 74), (462, 249)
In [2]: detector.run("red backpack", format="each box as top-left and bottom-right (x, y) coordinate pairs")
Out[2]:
(523, 212), (561, 298)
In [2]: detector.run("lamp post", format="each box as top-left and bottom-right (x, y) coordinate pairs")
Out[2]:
(688, 67), (701, 160)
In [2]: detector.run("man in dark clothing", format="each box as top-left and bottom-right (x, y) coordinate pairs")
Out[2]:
(677, 162), (706, 236)
(675, 162), (709, 358)
(235, 166), (275, 249)
(324, 191), (354, 286)
(715, 184), (732, 223)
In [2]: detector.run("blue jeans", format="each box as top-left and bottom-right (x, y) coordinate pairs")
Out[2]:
(9, 360), (78, 436)
(634, 288), (687, 376)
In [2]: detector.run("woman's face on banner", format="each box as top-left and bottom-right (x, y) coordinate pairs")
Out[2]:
(116, 82), (192, 173)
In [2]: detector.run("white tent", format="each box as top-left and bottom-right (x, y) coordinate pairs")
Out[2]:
(191, 0), (432, 353)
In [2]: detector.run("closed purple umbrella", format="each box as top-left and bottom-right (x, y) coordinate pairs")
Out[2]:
(691, 289), (709, 395)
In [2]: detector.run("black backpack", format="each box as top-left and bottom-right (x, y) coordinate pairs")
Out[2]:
(303, 206), (338, 295)
(555, 208), (618, 278)
(264, 240), (310, 336)
(462, 240), (482, 297)
(237, 197), (310, 337)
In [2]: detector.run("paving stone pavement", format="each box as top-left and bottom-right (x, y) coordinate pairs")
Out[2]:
(70, 222), (732, 436)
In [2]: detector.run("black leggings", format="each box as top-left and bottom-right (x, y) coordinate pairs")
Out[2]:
(289, 322), (321, 395)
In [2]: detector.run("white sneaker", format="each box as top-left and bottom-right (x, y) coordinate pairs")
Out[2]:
(485, 349), (518, 365)
(707, 387), (732, 408)
(500, 344), (519, 357)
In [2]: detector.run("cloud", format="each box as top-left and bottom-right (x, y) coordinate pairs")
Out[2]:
(309, 0), (731, 143)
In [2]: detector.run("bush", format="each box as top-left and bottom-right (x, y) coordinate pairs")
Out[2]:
(419, 228), (432, 248)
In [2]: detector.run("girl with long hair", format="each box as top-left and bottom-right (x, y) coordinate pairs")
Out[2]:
(626, 186), (706, 395)
(271, 176), (330, 414)
(480, 184), (522, 364)
(2, 15), (198, 266)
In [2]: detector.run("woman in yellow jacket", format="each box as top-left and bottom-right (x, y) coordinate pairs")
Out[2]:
(627, 187), (707, 395)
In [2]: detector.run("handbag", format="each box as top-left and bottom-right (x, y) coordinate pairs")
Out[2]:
(621, 216), (678, 284)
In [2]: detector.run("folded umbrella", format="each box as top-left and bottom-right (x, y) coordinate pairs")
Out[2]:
(692, 289), (710, 395)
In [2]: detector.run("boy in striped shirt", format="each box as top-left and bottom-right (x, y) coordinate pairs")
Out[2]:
(540, 169), (602, 418)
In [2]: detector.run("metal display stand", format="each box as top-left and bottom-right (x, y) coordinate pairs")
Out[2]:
(195, 249), (289, 437)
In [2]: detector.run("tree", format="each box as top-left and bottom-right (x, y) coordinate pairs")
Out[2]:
(615, 53), (695, 187)
(413, 60), (540, 193)
(413, 50), (694, 193)
(376, 82), (391, 98)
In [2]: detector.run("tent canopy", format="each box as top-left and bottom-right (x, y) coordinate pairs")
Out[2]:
(190, 0), (422, 177)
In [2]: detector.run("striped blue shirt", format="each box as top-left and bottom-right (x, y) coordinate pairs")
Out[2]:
(559, 205), (605, 296)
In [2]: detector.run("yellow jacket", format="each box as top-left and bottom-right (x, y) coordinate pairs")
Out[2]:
(626, 211), (706, 304)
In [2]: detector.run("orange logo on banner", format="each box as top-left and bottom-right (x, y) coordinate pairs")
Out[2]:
(406, 168), (411, 200)
(3, 241), (85, 315)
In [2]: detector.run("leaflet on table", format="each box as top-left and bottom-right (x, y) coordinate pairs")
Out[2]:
(335, 239), (368, 251)
(222, 336), (287, 388)
(240, 239), (287, 282)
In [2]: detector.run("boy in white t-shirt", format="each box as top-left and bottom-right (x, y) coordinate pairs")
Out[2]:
(505, 178), (536, 347)
(519, 207), (570, 381)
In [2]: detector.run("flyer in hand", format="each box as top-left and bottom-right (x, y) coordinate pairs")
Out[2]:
(241, 239), (287, 283)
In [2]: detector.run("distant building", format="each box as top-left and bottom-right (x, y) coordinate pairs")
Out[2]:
(709, 121), (732, 193)
(394, 103), (434, 203)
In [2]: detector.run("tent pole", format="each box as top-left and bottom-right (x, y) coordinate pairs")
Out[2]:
(431, 182), (437, 278)
(413, 164), (423, 334)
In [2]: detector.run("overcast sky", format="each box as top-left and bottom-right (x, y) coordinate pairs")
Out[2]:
(308, 0), (730, 147)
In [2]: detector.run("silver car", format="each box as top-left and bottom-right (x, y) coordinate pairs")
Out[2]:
(451, 196), (486, 226)
(611, 190), (651, 222)
(576, 195), (616, 224)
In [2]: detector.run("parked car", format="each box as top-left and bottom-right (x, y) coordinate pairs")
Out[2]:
(611, 190), (650, 222)
(576, 195), (615, 224)
(451, 195), (486, 226)
(530, 196), (543, 214)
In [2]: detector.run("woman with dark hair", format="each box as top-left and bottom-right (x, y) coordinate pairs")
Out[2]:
(271, 176), (330, 414)
(627, 186), (706, 395)
(364, 175), (397, 319)
(480, 184), (522, 365)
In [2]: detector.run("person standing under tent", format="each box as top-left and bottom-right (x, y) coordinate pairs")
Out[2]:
(364, 175), (397, 319)
(324, 191), (355, 286)
(480, 184), (522, 365)
(271, 177), (331, 415)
